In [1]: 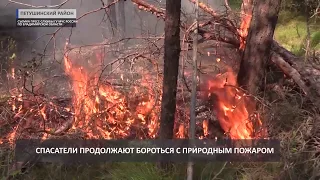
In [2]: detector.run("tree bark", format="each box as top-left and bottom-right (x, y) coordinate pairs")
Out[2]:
(159, 0), (181, 140)
(187, 0), (199, 178)
(237, 0), (282, 95)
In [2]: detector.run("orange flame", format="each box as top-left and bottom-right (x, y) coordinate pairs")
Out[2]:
(204, 68), (266, 139)
(238, 0), (253, 50)
(177, 124), (185, 138)
(203, 119), (209, 137)
(63, 44), (160, 139)
(11, 67), (15, 79)
(4, 39), (267, 143)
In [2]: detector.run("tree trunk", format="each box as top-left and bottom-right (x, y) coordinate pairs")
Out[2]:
(159, 0), (181, 140)
(107, 0), (117, 37)
(118, 0), (126, 51)
(118, 0), (126, 39)
(187, 0), (199, 178)
(237, 0), (282, 95)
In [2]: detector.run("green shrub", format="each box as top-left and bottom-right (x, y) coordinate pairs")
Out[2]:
(275, 11), (320, 56)
(310, 31), (320, 49)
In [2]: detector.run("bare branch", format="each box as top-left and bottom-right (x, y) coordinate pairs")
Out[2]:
(7, 0), (70, 8)
(131, 0), (165, 19)
(224, 0), (232, 12)
(188, 0), (220, 17)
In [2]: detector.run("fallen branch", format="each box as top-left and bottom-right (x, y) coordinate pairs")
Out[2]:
(271, 52), (309, 95)
(271, 42), (320, 108)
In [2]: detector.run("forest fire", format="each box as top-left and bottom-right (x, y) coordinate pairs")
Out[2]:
(203, 68), (266, 139)
(3, 56), (267, 144)
(63, 46), (160, 139)
(2, 46), (267, 144)
(63, 48), (266, 140)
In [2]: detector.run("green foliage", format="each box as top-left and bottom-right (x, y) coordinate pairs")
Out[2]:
(0, 36), (17, 85)
(0, 94), (10, 104)
(310, 31), (320, 49)
(281, 0), (319, 16)
(274, 11), (320, 56)
(0, 37), (16, 56)
(227, 0), (242, 10)
(277, 11), (304, 25)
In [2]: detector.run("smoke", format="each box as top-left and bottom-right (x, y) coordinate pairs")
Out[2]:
(1, 0), (226, 51)
(0, 0), (226, 94)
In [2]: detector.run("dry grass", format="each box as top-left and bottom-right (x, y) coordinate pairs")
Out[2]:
(259, 83), (320, 180)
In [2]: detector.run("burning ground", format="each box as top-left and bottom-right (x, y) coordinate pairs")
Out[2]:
(1, 40), (319, 179)
(0, 37), (268, 145)
(0, 0), (267, 147)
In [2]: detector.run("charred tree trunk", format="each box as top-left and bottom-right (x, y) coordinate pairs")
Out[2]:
(159, 0), (181, 139)
(237, 0), (282, 95)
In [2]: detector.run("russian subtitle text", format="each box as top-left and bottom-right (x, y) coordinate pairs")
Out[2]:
(34, 147), (275, 155)
(19, 10), (75, 16)
(16, 19), (77, 27)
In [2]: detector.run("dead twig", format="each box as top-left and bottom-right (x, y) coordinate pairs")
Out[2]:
(7, 0), (70, 8)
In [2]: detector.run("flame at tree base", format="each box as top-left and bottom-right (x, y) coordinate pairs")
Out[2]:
(202, 68), (267, 139)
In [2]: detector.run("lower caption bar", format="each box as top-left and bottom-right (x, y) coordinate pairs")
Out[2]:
(16, 19), (77, 27)
(15, 139), (280, 163)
